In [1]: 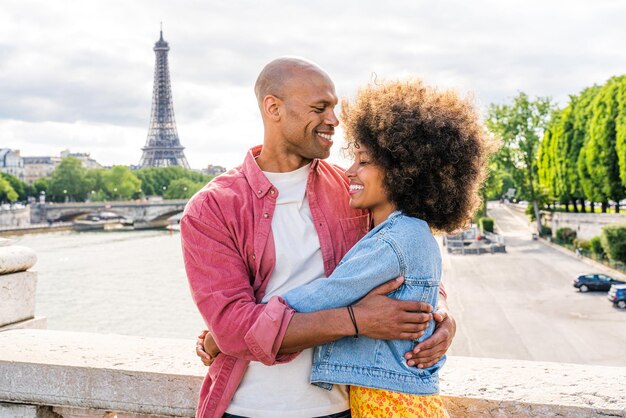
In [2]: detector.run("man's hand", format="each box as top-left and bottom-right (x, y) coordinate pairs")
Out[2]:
(196, 330), (220, 366)
(404, 304), (456, 368)
(353, 277), (434, 340)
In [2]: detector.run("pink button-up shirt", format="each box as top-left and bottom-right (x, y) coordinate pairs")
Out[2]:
(181, 146), (370, 417)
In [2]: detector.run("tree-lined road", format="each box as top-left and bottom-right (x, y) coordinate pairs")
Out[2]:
(445, 202), (626, 366)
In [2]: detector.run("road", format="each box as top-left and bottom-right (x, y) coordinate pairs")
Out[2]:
(444, 202), (626, 366)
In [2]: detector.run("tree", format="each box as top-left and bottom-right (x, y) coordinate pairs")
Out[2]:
(615, 76), (626, 190)
(0, 176), (18, 202)
(164, 178), (203, 199)
(487, 92), (554, 231)
(584, 78), (625, 212)
(0, 173), (29, 201)
(135, 166), (212, 196)
(538, 110), (560, 206)
(48, 157), (93, 202)
(32, 177), (49, 199)
(571, 86), (601, 211)
(102, 166), (141, 200)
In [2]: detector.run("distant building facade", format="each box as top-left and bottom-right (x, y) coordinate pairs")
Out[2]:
(60, 149), (102, 170)
(7, 150), (103, 184)
(203, 164), (227, 176)
(0, 149), (25, 181)
(22, 156), (61, 184)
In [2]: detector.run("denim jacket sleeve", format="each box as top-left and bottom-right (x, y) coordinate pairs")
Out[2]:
(181, 212), (297, 366)
(281, 235), (402, 312)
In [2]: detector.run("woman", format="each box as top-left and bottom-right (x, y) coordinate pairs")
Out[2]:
(200, 78), (495, 417)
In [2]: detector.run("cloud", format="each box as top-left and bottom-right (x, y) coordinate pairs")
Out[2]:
(1, 0), (625, 169)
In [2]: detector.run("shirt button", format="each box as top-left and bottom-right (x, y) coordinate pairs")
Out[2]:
(252, 254), (256, 260)
(257, 190), (262, 194)
(270, 189), (275, 195)
(263, 213), (269, 218)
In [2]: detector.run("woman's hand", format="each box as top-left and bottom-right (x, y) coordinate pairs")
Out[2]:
(196, 330), (221, 366)
(404, 303), (456, 368)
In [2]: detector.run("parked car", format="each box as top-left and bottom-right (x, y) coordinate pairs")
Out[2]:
(572, 274), (626, 292)
(608, 285), (626, 309)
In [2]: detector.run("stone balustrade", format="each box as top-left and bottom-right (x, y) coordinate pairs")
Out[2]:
(1, 235), (624, 417)
(0, 238), (46, 331)
(0, 329), (625, 417)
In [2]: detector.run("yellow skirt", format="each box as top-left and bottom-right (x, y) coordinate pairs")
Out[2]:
(350, 386), (449, 418)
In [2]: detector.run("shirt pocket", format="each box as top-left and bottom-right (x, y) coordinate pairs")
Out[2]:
(339, 215), (369, 251)
(391, 278), (440, 303)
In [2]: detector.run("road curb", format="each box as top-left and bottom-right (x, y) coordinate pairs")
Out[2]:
(538, 237), (626, 281)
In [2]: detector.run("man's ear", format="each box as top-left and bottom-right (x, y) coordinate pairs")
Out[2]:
(263, 95), (281, 121)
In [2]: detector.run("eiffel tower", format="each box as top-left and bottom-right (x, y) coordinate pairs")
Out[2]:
(139, 27), (190, 169)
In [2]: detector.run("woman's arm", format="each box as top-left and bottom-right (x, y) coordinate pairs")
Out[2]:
(281, 236), (402, 312)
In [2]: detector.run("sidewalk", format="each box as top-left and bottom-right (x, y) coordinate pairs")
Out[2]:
(539, 237), (626, 281)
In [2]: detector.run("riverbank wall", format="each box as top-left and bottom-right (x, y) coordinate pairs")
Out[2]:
(0, 222), (74, 237)
(0, 207), (30, 229)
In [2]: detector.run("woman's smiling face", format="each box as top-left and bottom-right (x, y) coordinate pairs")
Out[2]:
(345, 143), (397, 226)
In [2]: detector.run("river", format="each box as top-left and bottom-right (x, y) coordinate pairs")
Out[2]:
(10, 229), (206, 340)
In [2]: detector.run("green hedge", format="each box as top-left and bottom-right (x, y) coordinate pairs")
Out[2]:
(573, 238), (590, 251)
(540, 225), (552, 237)
(600, 224), (626, 263)
(556, 227), (577, 245)
(590, 236), (604, 257)
(479, 217), (494, 233)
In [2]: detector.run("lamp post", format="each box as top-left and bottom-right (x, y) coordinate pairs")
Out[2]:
(63, 189), (68, 203)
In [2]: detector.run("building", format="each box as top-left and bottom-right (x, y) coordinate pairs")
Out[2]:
(0, 149), (24, 181)
(22, 156), (61, 184)
(0, 149), (25, 181)
(21, 150), (102, 184)
(203, 164), (227, 176)
(60, 149), (102, 170)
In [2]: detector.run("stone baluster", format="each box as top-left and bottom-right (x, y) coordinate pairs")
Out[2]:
(0, 237), (46, 331)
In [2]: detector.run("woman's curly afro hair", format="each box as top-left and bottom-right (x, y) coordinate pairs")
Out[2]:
(341, 79), (498, 233)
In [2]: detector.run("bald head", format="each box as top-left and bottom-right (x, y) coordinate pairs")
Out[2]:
(254, 57), (331, 106)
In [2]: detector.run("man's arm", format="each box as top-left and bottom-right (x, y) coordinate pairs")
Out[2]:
(182, 212), (433, 364)
(280, 277), (433, 354)
(201, 278), (434, 360)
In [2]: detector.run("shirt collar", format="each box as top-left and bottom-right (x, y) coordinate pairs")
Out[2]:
(242, 145), (320, 199)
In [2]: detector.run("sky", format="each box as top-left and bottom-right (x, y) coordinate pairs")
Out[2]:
(1, 0), (625, 170)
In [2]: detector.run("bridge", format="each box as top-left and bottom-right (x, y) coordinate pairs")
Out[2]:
(30, 200), (189, 229)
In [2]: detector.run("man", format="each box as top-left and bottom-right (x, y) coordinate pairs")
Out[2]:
(181, 57), (455, 418)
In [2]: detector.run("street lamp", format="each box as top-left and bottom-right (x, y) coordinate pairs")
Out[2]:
(63, 189), (68, 203)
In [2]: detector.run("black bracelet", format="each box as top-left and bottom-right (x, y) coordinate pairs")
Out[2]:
(347, 305), (359, 338)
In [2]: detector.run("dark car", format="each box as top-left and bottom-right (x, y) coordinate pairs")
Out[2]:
(572, 274), (625, 292)
(608, 285), (626, 309)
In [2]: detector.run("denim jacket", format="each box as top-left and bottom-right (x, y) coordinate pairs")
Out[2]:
(282, 211), (444, 395)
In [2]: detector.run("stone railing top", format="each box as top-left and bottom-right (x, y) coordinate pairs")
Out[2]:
(0, 240), (36, 274)
(0, 329), (205, 417)
(1, 329), (625, 417)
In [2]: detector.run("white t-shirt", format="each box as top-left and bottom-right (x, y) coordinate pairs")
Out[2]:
(226, 163), (349, 418)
